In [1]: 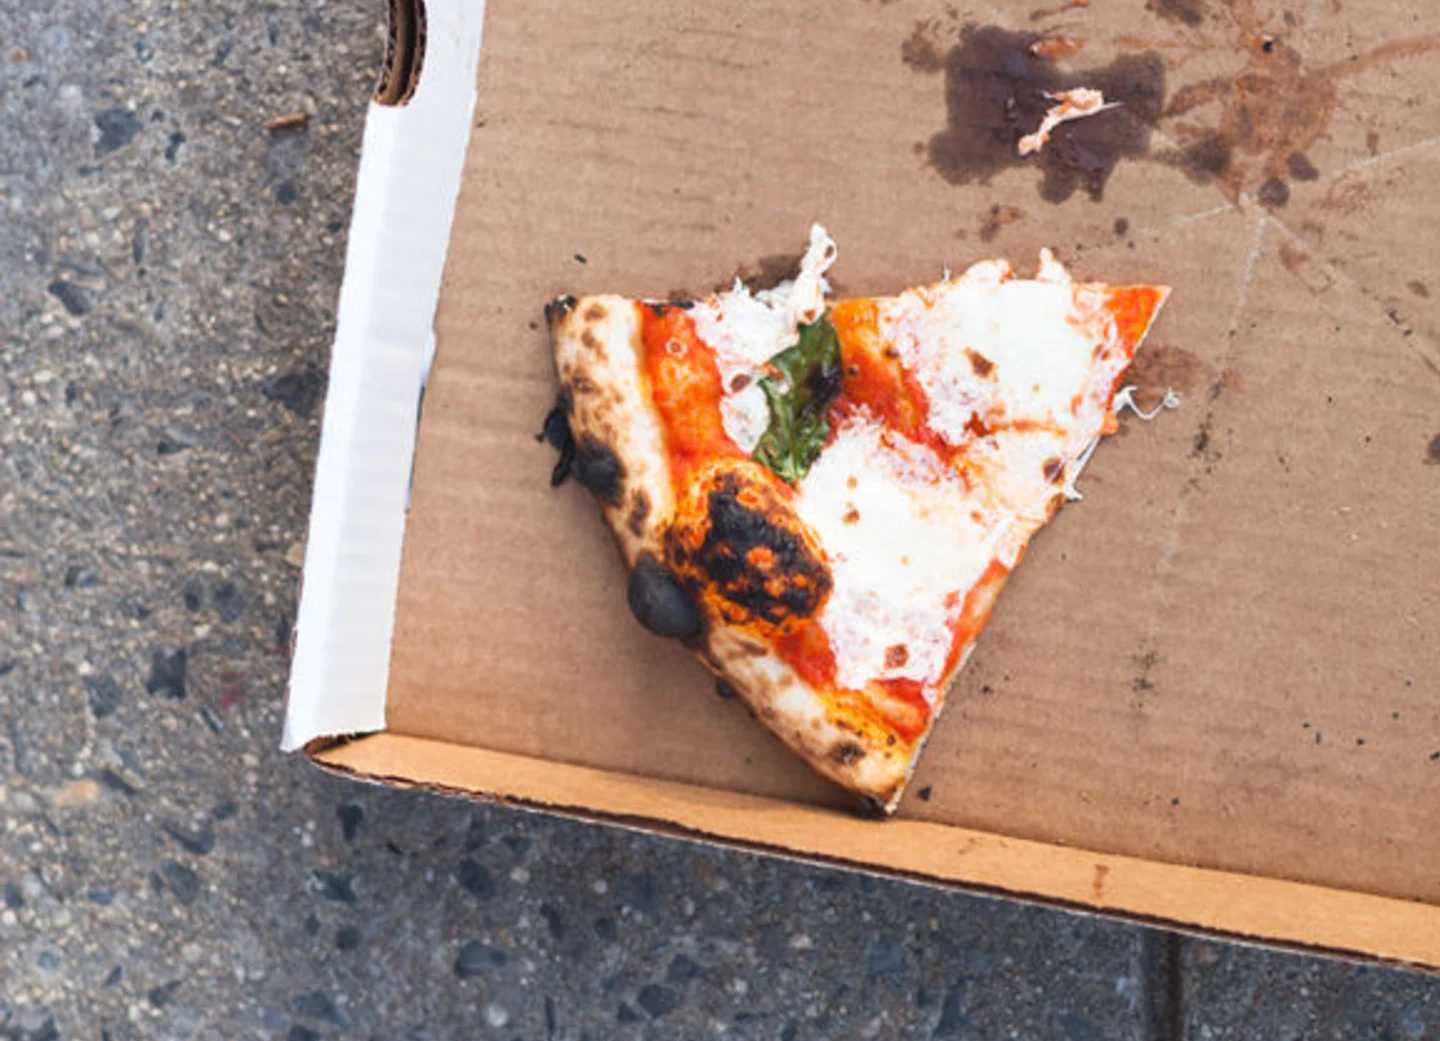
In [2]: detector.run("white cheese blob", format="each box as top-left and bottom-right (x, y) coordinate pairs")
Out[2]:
(691, 224), (838, 452)
(794, 414), (1004, 696)
(881, 252), (1135, 522)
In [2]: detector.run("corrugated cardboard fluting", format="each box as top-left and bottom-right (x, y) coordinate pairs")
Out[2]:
(293, 0), (1440, 966)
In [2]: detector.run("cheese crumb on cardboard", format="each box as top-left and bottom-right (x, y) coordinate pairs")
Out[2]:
(1018, 88), (1119, 156)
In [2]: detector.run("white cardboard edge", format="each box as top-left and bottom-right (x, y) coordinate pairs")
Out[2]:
(281, 0), (486, 751)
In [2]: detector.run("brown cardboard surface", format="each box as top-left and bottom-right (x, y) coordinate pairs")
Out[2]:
(316, 733), (1440, 971)
(385, 0), (1440, 928)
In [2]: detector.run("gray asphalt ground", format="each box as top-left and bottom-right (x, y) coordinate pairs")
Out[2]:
(2, 1), (1438, 1038)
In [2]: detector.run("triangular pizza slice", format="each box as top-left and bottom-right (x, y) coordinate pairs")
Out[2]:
(546, 226), (1169, 813)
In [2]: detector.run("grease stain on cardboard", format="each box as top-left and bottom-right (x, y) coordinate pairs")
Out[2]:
(907, 23), (1165, 202)
(1154, 0), (1440, 200)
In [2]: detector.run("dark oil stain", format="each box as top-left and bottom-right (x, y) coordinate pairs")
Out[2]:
(1278, 242), (1305, 274)
(1126, 342), (1208, 394)
(1426, 433), (1440, 465)
(744, 254), (803, 291)
(732, 253), (803, 293)
(914, 24), (1165, 203)
(978, 203), (1025, 242)
(1287, 152), (1320, 181)
(1148, 0), (1205, 26)
(1257, 177), (1290, 207)
(901, 22), (949, 73)
(1160, 29), (1440, 200)
(1190, 422), (1212, 458)
(1407, 280), (1430, 299)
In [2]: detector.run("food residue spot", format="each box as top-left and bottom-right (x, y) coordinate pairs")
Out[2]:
(1366, 130), (1381, 155)
(1113, 217), (1129, 236)
(918, 785), (933, 801)
(911, 24), (1164, 203)
(1146, 0), (1205, 25)
(978, 204), (1025, 242)
(1287, 152), (1320, 181)
(1124, 342), (1206, 395)
(1426, 433), (1440, 465)
(1159, 34), (1440, 197)
(1029, 36), (1086, 61)
(1407, 280), (1429, 299)
(1257, 177), (1290, 208)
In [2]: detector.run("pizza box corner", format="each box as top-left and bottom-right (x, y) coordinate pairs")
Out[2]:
(283, 0), (1440, 970)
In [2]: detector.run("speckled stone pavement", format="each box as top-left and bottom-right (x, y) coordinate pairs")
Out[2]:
(1, 2), (1437, 1039)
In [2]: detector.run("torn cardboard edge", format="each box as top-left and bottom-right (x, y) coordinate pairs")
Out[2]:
(282, 0), (486, 751)
(313, 732), (1440, 971)
(375, 0), (428, 106)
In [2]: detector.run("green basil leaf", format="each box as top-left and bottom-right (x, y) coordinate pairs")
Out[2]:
(752, 313), (843, 484)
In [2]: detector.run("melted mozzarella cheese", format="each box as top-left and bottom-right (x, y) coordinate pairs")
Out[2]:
(892, 259), (1097, 446)
(691, 224), (838, 452)
(794, 415), (1003, 695)
(882, 252), (1135, 524)
(794, 250), (1161, 695)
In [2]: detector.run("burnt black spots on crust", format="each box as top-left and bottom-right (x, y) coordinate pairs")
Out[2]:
(572, 436), (623, 503)
(627, 555), (702, 639)
(1178, 132), (1231, 183)
(543, 295), (576, 327)
(538, 397), (576, 487)
(685, 473), (830, 627)
(919, 25), (1165, 203)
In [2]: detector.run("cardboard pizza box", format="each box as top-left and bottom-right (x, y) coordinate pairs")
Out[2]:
(283, 0), (1440, 968)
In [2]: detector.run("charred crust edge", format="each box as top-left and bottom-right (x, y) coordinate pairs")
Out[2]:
(626, 553), (703, 640)
(540, 394), (576, 487)
(855, 794), (890, 819)
(572, 435), (624, 503)
(544, 294), (578, 327)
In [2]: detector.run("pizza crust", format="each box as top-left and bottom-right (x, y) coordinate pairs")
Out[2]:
(549, 295), (674, 570)
(549, 294), (913, 810)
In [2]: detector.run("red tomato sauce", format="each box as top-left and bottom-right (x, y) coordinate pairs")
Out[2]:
(637, 303), (743, 483)
(638, 300), (1018, 745)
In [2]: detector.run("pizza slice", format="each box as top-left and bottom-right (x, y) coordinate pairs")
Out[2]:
(545, 226), (1169, 813)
